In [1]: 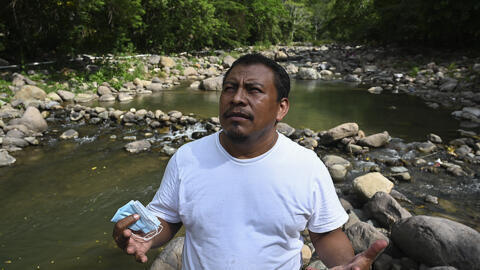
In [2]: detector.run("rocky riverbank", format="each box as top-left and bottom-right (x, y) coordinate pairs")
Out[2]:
(1, 45), (479, 269)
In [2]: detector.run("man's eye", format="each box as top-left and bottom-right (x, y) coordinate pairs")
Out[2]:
(249, 88), (261, 93)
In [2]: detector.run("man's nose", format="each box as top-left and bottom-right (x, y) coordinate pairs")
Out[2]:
(232, 86), (247, 104)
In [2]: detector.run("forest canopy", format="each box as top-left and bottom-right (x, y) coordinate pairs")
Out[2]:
(1, 0), (479, 62)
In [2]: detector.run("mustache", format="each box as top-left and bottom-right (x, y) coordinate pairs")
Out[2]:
(222, 108), (254, 120)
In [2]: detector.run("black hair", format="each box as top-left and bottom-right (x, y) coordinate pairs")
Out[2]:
(222, 53), (290, 101)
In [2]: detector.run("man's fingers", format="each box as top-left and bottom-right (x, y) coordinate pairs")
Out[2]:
(362, 239), (388, 261)
(135, 253), (148, 263)
(115, 214), (140, 231)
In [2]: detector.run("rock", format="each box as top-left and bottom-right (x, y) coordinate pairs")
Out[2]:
(329, 164), (347, 182)
(47, 92), (63, 102)
(99, 94), (115, 102)
(223, 55), (236, 68)
(297, 67), (319, 80)
(276, 122), (295, 137)
(364, 65), (378, 73)
(97, 86), (112, 96)
(307, 260), (328, 270)
(323, 123), (359, 143)
(162, 145), (177, 156)
(299, 137), (318, 149)
(275, 51), (288, 61)
(365, 192), (412, 228)
(6, 129), (25, 139)
(357, 131), (390, 148)
(473, 63), (480, 72)
(344, 74), (361, 83)
(13, 85), (47, 102)
(285, 64), (298, 74)
(390, 166), (408, 173)
(439, 79), (458, 91)
(148, 55), (161, 65)
(0, 150), (16, 166)
(2, 137), (29, 147)
(319, 70), (334, 80)
(373, 254), (393, 270)
(201, 76), (223, 91)
(160, 56), (175, 68)
(125, 140), (151, 153)
(417, 141), (436, 153)
(344, 209), (361, 229)
(424, 195), (439, 204)
(392, 172), (411, 182)
(427, 133), (442, 144)
(353, 172), (394, 200)
(150, 237), (184, 270)
(74, 93), (97, 103)
(183, 67), (198, 76)
(118, 93), (133, 102)
(17, 107), (48, 132)
(60, 129), (79, 139)
(392, 215), (480, 269)
(323, 154), (352, 169)
(189, 81), (201, 89)
(57, 90), (75, 101)
(301, 244), (312, 264)
(367, 86), (383, 94)
(0, 58), (9, 66)
(345, 222), (389, 254)
(147, 83), (164, 91)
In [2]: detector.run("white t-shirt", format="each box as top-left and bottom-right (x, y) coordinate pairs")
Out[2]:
(147, 132), (348, 270)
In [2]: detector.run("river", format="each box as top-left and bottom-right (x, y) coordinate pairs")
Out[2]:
(0, 80), (477, 269)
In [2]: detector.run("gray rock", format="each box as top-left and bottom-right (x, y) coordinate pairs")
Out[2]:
(365, 192), (412, 228)
(99, 94), (115, 102)
(74, 93), (97, 103)
(148, 55), (161, 65)
(285, 64), (298, 74)
(473, 63), (480, 72)
(319, 70), (334, 80)
(439, 79), (457, 91)
(328, 164), (347, 182)
(276, 122), (295, 137)
(353, 172), (394, 200)
(299, 137), (318, 150)
(118, 93), (133, 102)
(368, 86), (383, 94)
(323, 122), (359, 143)
(2, 137), (29, 147)
(125, 140), (151, 153)
(201, 76), (223, 91)
(322, 155), (351, 169)
(147, 83), (164, 92)
(189, 81), (201, 89)
(417, 141), (437, 153)
(183, 67), (198, 76)
(162, 145), (177, 156)
(60, 129), (79, 139)
(462, 107), (480, 118)
(17, 107), (47, 132)
(6, 129), (25, 139)
(297, 67), (319, 80)
(47, 92), (62, 102)
(0, 150), (16, 166)
(424, 195), (439, 204)
(222, 55), (236, 68)
(346, 222), (389, 254)
(13, 85), (47, 102)
(150, 237), (184, 270)
(344, 74), (361, 83)
(97, 86), (112, 96)
(275, 51), (288, 61)
(344, 209), (361, 230)
(358, 131), (390, 148)
(390, 166), (408, 173)
(160, 56), (175, 68)
(373, 254), (393, 270)
(392, 215), (480, 269)
(427, 133), (442, 143)
(455, 145), (472, 156)
(57, 90), (75, 101)
(307, 260), (328, 270)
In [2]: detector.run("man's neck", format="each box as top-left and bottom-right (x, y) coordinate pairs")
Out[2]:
(219, 130), (279, 159)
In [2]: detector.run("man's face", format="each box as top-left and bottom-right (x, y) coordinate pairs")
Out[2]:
(219, 63), (288, 141)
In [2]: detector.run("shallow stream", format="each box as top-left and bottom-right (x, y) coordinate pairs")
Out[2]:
(0, 81), (478, 269)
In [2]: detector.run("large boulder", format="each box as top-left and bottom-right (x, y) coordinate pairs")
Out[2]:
(13, 85), (47, 102)
(346, 222), (389, 254)
(17, 106), (48, 132)
(357, 131), (390, 148)
(322, 123), (359, 143)
(201, 76), (223, 91)
(365, 192), (411, 228)
(392, 216), (480, 269)
(353, 172), (394, 200)
(297, 67), (319, 80)
(150, 237), (184, 270)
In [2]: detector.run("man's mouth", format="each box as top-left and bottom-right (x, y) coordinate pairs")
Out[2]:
(223, 110), (253, 121)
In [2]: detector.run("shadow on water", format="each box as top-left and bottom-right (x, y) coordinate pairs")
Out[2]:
(0, 80), (475, 269)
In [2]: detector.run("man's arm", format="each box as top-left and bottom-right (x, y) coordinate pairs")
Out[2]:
(308, 228), (388, 270)
(113, 214), (182, 263)
(309, 228), (355, 267)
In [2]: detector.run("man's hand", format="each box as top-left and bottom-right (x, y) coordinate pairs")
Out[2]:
(112, 214), (153, 263)
(306, 240), (388, 270)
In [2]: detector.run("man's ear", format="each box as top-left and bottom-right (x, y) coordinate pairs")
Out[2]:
(276, 98), (289, 122)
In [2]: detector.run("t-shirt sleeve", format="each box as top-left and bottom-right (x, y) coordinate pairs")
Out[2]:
(307, 156), (348, 233)
(146, 153), (182, 223)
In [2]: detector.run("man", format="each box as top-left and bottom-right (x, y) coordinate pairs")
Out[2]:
(113, 54), (387, 269)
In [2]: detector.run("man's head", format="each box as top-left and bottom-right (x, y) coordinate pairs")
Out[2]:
(223, 54), (290, 101)
(219, 54), (290, 142)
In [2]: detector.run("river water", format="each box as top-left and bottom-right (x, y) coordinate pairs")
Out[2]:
(0, 81), (477, 269)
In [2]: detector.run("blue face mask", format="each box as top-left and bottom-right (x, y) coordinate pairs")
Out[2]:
(111, 200), (162, 238)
